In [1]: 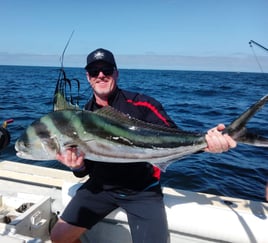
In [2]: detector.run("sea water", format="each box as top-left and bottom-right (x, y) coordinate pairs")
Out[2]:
(0, 65), (267, 201)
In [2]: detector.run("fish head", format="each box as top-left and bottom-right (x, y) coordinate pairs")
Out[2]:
(15, 118), (61, 160)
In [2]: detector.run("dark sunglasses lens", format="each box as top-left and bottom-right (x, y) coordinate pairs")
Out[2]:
(88, 70), (99, 77)
(102, 68), (114, 76)
(88, 67), (114, 77)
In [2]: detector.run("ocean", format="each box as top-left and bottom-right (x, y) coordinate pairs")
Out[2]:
(0, 65), (267, 201)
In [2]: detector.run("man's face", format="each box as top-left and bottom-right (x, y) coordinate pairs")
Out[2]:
(86, 61), (118, 101)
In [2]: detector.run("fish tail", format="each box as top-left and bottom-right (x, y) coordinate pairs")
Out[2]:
(226, 94), (268, 147)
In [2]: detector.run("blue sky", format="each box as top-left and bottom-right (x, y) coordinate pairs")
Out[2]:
(1, 0), (268, 72)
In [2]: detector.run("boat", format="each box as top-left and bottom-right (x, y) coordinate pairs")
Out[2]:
(0, 160), (267, 243)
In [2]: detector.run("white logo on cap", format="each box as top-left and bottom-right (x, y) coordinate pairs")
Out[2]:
(94, 51), (104, 60)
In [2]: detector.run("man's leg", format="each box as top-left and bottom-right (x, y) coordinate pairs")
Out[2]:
(50, 218), (86, 243)
(51, 185), (118, 243)
(119, 189), (169, 243)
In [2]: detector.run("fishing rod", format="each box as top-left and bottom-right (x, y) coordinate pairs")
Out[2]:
(249, 40), (268, 53)
(249, 40), (268, 73)
(54, 30), (80, 111)
(60, 30), (75, 68)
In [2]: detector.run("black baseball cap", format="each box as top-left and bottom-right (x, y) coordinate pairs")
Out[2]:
(85, 48), (117, 70)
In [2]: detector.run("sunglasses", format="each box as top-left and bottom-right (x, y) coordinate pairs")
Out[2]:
(87, 67), (115, 77)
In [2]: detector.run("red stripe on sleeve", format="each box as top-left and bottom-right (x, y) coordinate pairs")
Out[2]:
(126, 100), (170, 126)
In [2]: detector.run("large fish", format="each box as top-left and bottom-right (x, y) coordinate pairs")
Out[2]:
(15, 95), (268, 171)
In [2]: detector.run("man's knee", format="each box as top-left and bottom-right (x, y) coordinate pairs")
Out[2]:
(50, 218), (85, 243)
(50, 221), (64, 243)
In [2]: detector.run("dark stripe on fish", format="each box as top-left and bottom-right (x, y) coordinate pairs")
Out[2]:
(49, 110), (81, 139)
(33, 119), (52, 140)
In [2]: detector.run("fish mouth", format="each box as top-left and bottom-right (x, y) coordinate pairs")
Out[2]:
(16, 151), (29, 159)
(15, 140), (30, 159)
(15, 140), (24, 152)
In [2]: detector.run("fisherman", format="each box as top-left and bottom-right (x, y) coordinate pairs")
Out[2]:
(50, 48), (237, 243)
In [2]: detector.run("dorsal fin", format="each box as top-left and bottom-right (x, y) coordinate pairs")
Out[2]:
(94, 106), (199, 135)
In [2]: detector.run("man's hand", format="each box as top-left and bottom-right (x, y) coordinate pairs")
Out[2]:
(56, 148), (85, 170)
(205, 124), (236, 153)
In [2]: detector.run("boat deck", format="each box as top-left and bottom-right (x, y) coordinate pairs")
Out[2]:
(0, 160), (267, 243)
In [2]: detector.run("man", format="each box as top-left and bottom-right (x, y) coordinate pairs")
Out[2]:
(50, 48), (236, 243)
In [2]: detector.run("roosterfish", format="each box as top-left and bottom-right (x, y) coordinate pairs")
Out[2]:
(15, 92), (268, 171)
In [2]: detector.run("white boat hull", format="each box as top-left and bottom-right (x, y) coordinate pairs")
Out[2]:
(0, 160), (267, 243)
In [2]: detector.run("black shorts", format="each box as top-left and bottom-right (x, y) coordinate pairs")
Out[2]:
(61, 183), (169, 243)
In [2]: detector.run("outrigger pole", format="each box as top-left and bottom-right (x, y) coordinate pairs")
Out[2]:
(249, 40), (268, 52)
